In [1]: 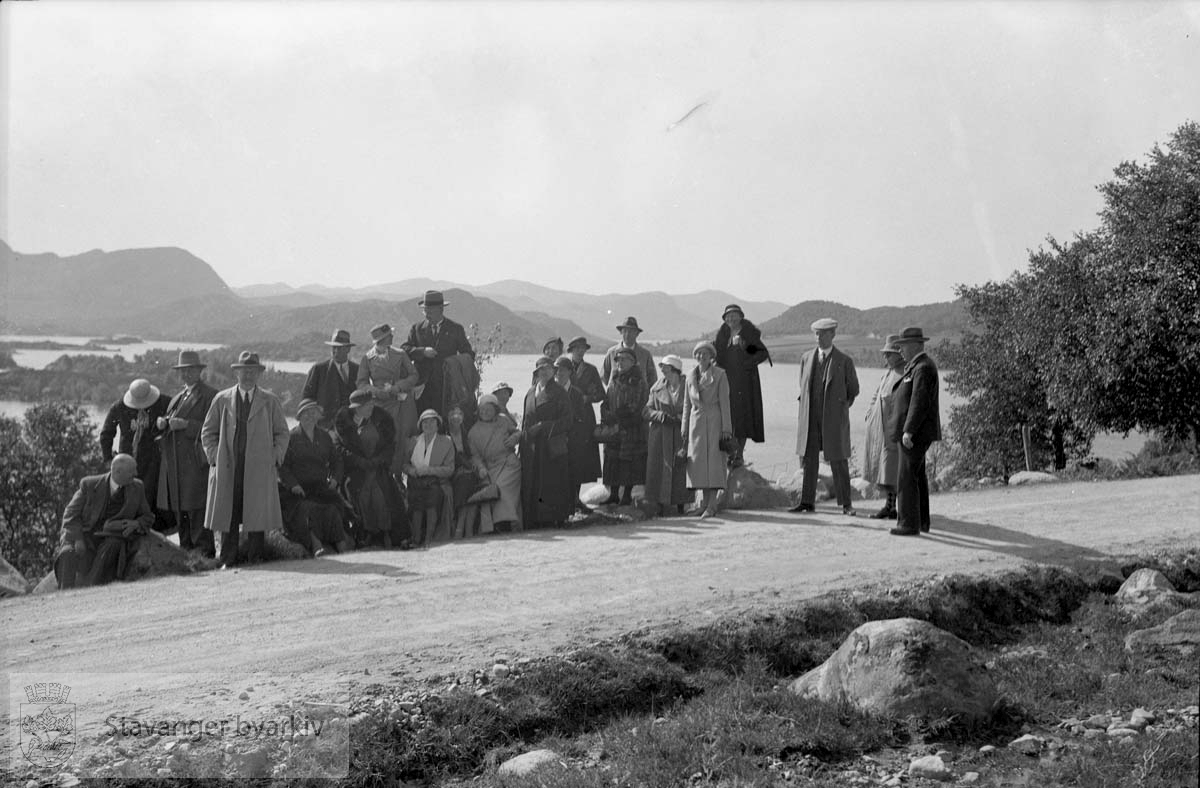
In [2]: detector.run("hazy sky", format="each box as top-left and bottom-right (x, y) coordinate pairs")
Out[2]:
(3, 1), (1197, 307)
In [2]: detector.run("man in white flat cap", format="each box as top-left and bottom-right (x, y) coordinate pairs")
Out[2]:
(792, 317), (860, 516)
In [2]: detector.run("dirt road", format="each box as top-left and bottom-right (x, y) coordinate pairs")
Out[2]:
(4, 475), (1199, 740)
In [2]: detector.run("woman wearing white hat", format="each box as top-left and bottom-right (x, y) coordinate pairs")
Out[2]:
(643, 354), (690, 516)
(466, 393), (523, 533)
(100, 377), (171, 528)
(404, 409), (455, 546)
(684, 341), (733, 518)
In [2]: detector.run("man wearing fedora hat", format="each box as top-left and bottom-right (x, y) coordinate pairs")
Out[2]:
(201, 351), (290, 566)
(156, 351), (218, 556)
(887, 327), (942, 536)
(358, 323), (421, 474)
(601, 317), (657, 389)
(402, 290), (475, 420)
(792, 318), (860, 516)
(302, 329), (360, 431)
(100, 377), (171, 530)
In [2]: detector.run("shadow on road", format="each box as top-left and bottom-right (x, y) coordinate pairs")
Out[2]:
(245, 556), (419, 578)
(920, 514), (1111, 567)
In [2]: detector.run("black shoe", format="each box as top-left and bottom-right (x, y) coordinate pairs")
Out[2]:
(889, 527), (920, 536)
(575, 501), (593, 514)
(789, 503), (815, 513)
(920, 522), (930, 533)
(870, 505), (896, 520)
(604, 495), (620, 506)
(843, 507), (857, 517)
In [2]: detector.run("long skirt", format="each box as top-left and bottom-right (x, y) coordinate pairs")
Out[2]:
(644, 421), (689, 506)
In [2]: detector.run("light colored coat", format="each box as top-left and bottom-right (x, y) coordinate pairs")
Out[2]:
(683, 365), (732, 489)
(862, 368), (903, 486)
(201, 386), (290, 533)
(794, 346), (859, 462)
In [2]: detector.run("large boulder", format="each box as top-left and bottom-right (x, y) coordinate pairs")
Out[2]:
(0, 554), (31, 597)
(1115, 568), (1182, 612)
(789, 618), (998, 723)
(724, 467), (793, 510)
(497, 749), (561, 778)
(1125, 609), (1200, 656)
(125, 530), (195, 580)
(1007, 471), (1058, 486)
(32, 570), (57, 595)
(261, 530), (310, 562)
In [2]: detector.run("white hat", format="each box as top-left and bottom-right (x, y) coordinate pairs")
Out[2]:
(659, 354), (684, 372)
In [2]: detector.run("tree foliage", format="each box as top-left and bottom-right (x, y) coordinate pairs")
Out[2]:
(945, 121), (1200, 476)
(0, 402), (103, 581)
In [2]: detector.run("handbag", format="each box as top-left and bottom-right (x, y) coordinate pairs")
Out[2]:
(718, 435), (738, 455)
(593, 424), (620, 443)
(466, 482), (501, 504)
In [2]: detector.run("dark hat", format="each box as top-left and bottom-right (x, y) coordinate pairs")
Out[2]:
(722, 304), (744, 319)
(811, 318), (838, 331)
(534, 355), (555, 370)
(567, 336), (590, 351)
(172, 350), (206, 369)
(614, 346), (637, 361)
(896, 326), (931, 343)
(880, 334), (902, 353)
(296, 398), (323, 418)
(369, 323), (393, 341)
(230, 351), (265, 369)
(349, 389), (375, 407)
(615, 316), (643, 333)
(542, 337), (564, 354)
(553, 356), (575, 371)
(418, 290), (448, 307)
(324, 329), (355, 347)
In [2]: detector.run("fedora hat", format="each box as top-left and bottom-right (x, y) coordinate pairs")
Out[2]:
(418, 290), (448, 307)
(230, 351), (265, 369)
(172, 350), (206, 369)
(722, 304), (744, 319)
(296, 398), (324, 418)
(542, 337), (564, 354)
(615, 316), (643, 333)
(896, 326), (931, 343)
(123, 378), (161, 410)
(369, 323), (393, 342)
(324, 329), (355, 347)
(567, 336), (590, 351)
(553, 355), (575, 370)
(534, 355), (555, 370)
(880, 334), (903, 353)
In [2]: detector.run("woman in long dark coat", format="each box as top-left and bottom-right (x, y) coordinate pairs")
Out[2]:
(713, 304), (771, 469)
(643, 355), (690, 515)
(333, 390), (408, 548)
(554, 356), (602, 513)
(601, 347), (649, 506)
(520, 356), (575, 528)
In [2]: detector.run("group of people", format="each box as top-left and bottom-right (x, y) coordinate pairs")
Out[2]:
(53, 289), (941, 588)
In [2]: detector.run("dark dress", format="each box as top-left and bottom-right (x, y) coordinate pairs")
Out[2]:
(333, 407), (408, 543)
(520, 381), (574, 527)
(278, 425), (348, 550)
(714, 320), (771, 444)
(601, 365), (649, 486)
(643, 379), (689, 506)
(100, 394), (170, 524)
(564, 383), (602, 486)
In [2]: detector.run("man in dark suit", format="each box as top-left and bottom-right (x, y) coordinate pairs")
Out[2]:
(887, 327), (942, 536)
(301, 329), (359, 431)
(402, 290), (475, 419)
(156, 351), (218, 556)
(791, 318), (860, 515)
(54, 454), (155, 589)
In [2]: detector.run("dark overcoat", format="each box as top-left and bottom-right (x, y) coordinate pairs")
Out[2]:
(401, 318), (475, 417)
(520, 381), (574, 526)
(888, 353), (942, 446)
(714, 320), (771, 443)
(156, 380), (218, 512)
(302, 358), (360, 429)
(794, 346), (860, 462)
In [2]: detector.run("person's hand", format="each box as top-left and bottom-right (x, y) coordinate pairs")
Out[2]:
(477, 467), (489, 480)
(902, 433), (914, 449)
(291, 485), (305, 496)
(169, 417), (187, 430)
(676, 448), (688, 460)
(720, 431), (733, 441)
(73, 539), (86, 554)
(327, 478), (338, 491)
(121, 522), (141, 537)
(156, 416), (169, 430)
(423, 347), (437, 358)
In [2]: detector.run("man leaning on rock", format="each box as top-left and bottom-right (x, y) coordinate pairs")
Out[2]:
(54, 453), (155, 589)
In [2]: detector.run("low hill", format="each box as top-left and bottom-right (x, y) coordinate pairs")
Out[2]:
(760, 299), (968, 340)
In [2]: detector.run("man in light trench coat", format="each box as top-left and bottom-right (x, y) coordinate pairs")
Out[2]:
(202, 351), (290, 567)
(791, 318), (860, 515)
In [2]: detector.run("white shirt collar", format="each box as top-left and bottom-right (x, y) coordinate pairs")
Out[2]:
(109, 477), (122, 496)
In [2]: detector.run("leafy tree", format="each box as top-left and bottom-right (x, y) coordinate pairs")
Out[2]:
(0, 403), (103, 581)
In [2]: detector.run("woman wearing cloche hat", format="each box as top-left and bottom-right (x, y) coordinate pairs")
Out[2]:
(714, 304), (772, 469)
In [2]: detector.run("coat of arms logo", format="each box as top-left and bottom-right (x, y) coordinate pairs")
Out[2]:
(19, 683), (75, 769)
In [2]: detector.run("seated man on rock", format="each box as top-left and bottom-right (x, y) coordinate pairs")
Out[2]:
(278, 398), (354, 556)
(54, 453), (155, 589)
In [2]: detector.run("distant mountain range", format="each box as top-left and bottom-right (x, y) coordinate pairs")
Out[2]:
(1, 241), (970, 354)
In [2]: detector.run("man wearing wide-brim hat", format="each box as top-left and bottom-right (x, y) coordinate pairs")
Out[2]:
(400, 289), (476, 421)
(201, 351), (290, 566)
(302, 329), (360, 431)
(156, 350), (219, 556)
(100, 377), (172, 530)
(601, 316), (657, 389)
(886, 327), (942, 536)
(791, 317), (861, 516)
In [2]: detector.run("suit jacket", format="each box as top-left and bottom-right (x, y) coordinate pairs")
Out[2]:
(302, 358), (360, 428)
(889, 352), (942, 446)
(157, 380), (218, 511)
(794, 345), (860, 461)
(401, 318), (474, 387)
(60, 473), (154, 544)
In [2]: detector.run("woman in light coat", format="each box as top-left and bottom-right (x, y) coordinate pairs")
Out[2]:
(862, 335), (906, 519)
(683, 341), (732, 518)
(467, 394), (523, 533)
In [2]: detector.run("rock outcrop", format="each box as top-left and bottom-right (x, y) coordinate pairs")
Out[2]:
(789, 618), (998, 723)
(0, 554), (31, 597)
(1125, 609), (1200, 656)
(1007, 471), (1058, 486)
(724, 467), (793, 509)
(497, 748), (561, 778)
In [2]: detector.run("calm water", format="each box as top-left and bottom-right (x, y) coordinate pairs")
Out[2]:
(2, 334), (225, 370)
(1, 345), (1143, 472)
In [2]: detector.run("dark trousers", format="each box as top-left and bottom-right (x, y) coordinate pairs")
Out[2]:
(218, 496), (265, 564)
(897, 440), (931, 532)
(801, 437), (852, 508)
(177, 509), (215, 556)
(55, 535), (129, 588)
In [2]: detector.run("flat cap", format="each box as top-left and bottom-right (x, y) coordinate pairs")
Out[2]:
(811, 318), (838, 331)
